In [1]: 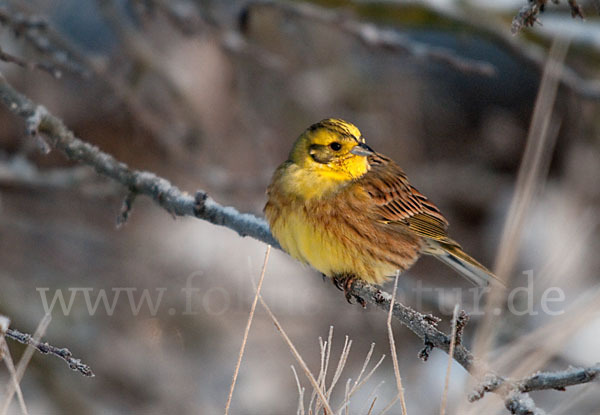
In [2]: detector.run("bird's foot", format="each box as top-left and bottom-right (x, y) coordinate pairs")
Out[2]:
(332, 274), (344, 291)
(332, 274), (366, 308)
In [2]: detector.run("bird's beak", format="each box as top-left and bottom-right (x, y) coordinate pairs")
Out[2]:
(350, 142), (374, 156)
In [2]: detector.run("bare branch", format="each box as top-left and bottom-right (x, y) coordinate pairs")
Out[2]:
(116, 191), (138, 227)
(240, 0), (496, 76)
(0, 46), (62, 78)
(0, 6), (91, 77)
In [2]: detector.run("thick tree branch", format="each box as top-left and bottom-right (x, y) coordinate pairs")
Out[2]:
(0, 72), (596, 413)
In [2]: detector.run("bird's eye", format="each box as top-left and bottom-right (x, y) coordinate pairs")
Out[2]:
(329, 142), (342, 151)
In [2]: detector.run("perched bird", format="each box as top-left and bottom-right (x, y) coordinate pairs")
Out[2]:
(264, 119), (496, 304)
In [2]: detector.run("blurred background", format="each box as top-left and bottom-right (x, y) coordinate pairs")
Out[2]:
(0, 0), (599, 414)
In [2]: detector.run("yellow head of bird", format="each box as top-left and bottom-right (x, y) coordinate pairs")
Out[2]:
(289, 119), (374, 182)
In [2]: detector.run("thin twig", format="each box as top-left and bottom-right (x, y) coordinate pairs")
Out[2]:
(0, 46), (61, 78)
(4, 327), (94, 377)
(0, 6), (90, 77)
(224, 245), (271, 414)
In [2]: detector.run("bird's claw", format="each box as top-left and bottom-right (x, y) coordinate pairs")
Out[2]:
(332, 274), (366, 308)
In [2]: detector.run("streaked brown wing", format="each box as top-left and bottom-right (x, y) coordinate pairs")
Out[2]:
(360, 153), (451, 242)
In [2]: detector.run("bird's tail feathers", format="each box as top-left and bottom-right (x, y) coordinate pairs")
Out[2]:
(427, 241), (502, 288)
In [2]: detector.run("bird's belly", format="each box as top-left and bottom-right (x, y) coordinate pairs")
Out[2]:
(270, 208), (399, 284)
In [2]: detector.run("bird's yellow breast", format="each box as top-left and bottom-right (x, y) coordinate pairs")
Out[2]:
(265, 167), (401, 284)
(267, 201), (399, 284)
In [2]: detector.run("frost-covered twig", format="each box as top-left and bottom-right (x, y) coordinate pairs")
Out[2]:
(4, 327), (94, 377)
(471, 364), (600, 400)
(518, 364), (600, 392)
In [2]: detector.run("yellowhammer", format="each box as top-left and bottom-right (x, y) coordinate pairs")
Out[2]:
(264, 118), (496, 304)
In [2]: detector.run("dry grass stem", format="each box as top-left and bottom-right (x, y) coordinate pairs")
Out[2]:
(334, 344), (385, 414)
(473, 286), (600, 414)
(1, 314), (51, 415)
(310, 326), (334, 412)
(224, 245), (271, 415)
(440, 305), (460, 415)
(494, 286), (600, 376)
(340, 343), (386, 408)
(291, 365), (306, 415)
(344, 378), (351, 415)
(258, 296), (333, 414)
(377, 394), (400, 415)
(472, 36), (570, 366)
(367, 397), (377, 415)
(0, 339), (28, 415)
(286, 329), (386, 415)
(386, 271), (408, 415)
(325, 335), (352, 400)
(357, 380), (385, 414)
